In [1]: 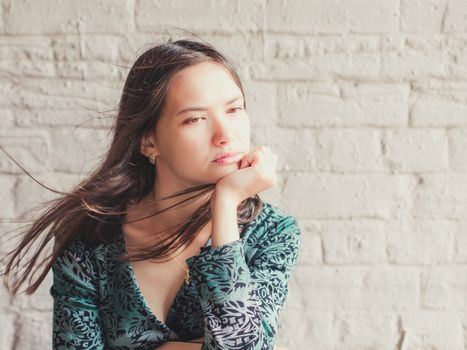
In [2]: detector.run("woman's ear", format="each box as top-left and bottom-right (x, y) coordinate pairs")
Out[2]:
(139, 132), (159, 159)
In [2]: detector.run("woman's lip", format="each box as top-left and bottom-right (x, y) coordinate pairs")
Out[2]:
(213, 153), (244, 164)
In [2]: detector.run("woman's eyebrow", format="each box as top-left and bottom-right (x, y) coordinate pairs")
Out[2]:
(175, 96), (244, 116)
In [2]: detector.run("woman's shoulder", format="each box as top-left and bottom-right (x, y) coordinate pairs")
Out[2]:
(51, 232), (123, 297)
(56, 234), (108, 258)
(54, 235), (95, 264)
(53, 229), (122, 275)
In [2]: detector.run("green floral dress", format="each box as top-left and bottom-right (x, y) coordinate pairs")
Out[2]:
(50, 202), (301, 349)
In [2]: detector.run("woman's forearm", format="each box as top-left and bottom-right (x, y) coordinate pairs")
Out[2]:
(158, 192), (240, 350)
(210, 189), (240, 248)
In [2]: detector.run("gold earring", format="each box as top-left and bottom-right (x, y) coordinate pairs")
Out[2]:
(148, 154), (156, 164)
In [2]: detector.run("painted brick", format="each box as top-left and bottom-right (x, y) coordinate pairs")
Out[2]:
(413, 174), (467, 219)
(320, 219), (387, 264)
(383, 129), (448, 172)
(315, 128), (385, 172)
(288, 265), (420, 311)
(399, 310), (464, 350)
(283, 173), (416, 219)
(136, 0), (264, 33)
(1, 1), (467, 349)
(4, 0), (134, 34)
(266, 0), (399, 34)
(448, 128), (467, 172)
(277, 83), (409, 127)
(386, 220), (455, 264)
(401, 0), (448, 33)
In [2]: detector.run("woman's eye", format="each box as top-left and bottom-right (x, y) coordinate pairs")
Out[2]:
(185, 116), (204, 125)
(228, 106), (243, 113)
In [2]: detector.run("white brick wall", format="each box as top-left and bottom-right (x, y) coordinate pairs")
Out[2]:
(0, 0), (466, 349)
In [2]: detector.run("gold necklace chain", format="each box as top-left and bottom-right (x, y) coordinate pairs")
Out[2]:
(155, 222), (212, 286)
(151, 219), (191, 285)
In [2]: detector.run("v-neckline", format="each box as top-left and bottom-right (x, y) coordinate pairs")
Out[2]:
(116, 226), (211, 329)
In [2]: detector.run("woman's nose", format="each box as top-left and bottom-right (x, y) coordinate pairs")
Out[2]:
(211, 115), (235, 146)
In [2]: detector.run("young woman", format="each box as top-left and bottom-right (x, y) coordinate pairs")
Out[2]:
(2, 39), (301, 350)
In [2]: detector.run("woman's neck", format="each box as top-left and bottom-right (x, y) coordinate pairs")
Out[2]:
(122, 185), (212, 250)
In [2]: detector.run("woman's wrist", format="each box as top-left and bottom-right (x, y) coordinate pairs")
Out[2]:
(210, 187), (240, 208)
(210, 189), (240, 248)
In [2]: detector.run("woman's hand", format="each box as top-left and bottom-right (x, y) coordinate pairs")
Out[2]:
(155, 341), (201, 349)
(214, 145), (278, 204)
(157, 339), (287, 350)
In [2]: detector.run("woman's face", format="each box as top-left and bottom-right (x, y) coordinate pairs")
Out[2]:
(148, 61), (251, 190)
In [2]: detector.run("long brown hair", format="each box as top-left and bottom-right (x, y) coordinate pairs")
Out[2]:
(1, 38), (263, 295)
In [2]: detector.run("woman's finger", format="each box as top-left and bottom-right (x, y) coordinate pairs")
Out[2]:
(240, 153), (249, 168)
(242, 145), (276, 168)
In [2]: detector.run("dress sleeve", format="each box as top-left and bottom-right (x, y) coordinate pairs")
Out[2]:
(50, 239), (105, 350)
(185, 215), (301, 350)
